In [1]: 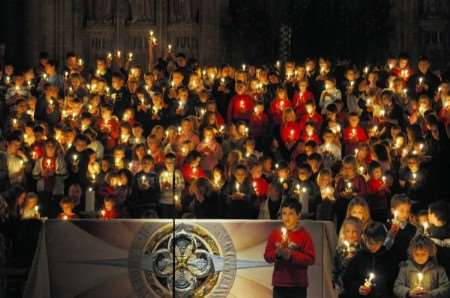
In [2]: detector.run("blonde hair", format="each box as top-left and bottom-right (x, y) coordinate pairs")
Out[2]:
(345, 197), (371, 228)
(338, 216), (363, 246)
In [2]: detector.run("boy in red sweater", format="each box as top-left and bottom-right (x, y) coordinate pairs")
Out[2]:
(264, 199), (316, 298)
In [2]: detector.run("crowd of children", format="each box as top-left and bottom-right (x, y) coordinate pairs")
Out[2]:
(0, 48), (449, 296)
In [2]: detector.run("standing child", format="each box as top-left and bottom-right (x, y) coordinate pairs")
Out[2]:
(343, 222), (397, 298)
(264, 199), (316, 298)
(428, 201), (450, 278)
(394, 235), (450, 298)
(333, 217), (363, 297)
(384, 194), (417, 264)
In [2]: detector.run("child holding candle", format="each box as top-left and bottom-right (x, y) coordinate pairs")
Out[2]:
(224, 164), (254, 219)
(99, 196), (121, 220)
(315, 168), (336, 220)
(20, 192), (40, 220)
(289, 163), (320, 219)
(158, 153), (185, 218)
(384, 194), (417, 264)
(280, 108), (301, 150)
(319, 77), (342, 114)
(366, 161), (391, 222)
(333, 217), (363, 297)
(57, 197), (78, 220)
(343, 113), (368, 156)
(394, 235), (450, 298)
(129, 155), (160, 218)
(319, 129), (342, 169)
(428, 201), (450, 278)
(270, 87), (292, 125)
(343, 222), (397, 298)
(291, 79), (314, 118)
(335, 155), (368, 229)
(226, 82), (254, 122)
(264, 199), (316, 298)
(298, 100), (323, 133)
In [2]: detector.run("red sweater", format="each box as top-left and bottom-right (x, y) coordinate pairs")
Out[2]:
(291, 90), (314, 117)
(264, 226), (316, 288)
(227, 94), (254, 122)
(270, 97), (292, 124)
(280, 121), (301, 145)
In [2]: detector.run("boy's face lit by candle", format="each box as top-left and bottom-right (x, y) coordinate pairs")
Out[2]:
(391, 203), (411, 223)
(281, 207), (300, 231)
(412, 248), (430, 265)
(234, 168), (247, 184)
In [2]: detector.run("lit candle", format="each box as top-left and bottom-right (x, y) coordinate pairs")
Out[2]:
(290, 129), (295, 140)
(422, 222), (429, 235)
(78, 58), (84, 66)
(63, 215), (68, 221)
(168, 44), (172, 52)
(107, 52), (112, 60)
(354, 148), (359, 156)
(275, 61), (281, 69)
(242, 64), (246, 71)
(393, 210), (399, 223)
(411, 173), (417, 184)
(281, 227), (288, 242)
(358, 166), (365, 175)
(363, 66), (369, 75)
(116, 50), (121, 58)
(352, 128), (357, 138)
(128, 52), (133, 61)
(417, 272), (424, 289)
(382, 176), (387, 184)
(418, 77), (424, 85)
(45, 158), (52, 168)
(364, 273), (375, 288)
(343, 240), (351, 252)
(101, 209), (106, 218)
(346, 181), (352, 192)
(235, 182), (240, 193)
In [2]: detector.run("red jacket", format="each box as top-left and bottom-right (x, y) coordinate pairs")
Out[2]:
(252, 177), (269, 197)
(270, 97), (292, 124)
(100, 208), (121, 220)
(367, 178), (389, 210)
(291, 90), (314, 117)
(298, 112), (323, 132)
(264, 226), (316, 287)
(280, 121), (301, 145)
(182, 163), (206, 182)
(227, 94), (254, 122)
(97, 118), (120, 149)
(299, 131), (321, 145)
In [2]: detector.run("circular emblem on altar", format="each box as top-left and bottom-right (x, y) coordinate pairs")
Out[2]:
(128, 222), (237, 297)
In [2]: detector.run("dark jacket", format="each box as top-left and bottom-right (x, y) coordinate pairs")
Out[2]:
(343, 247), (398, 298)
